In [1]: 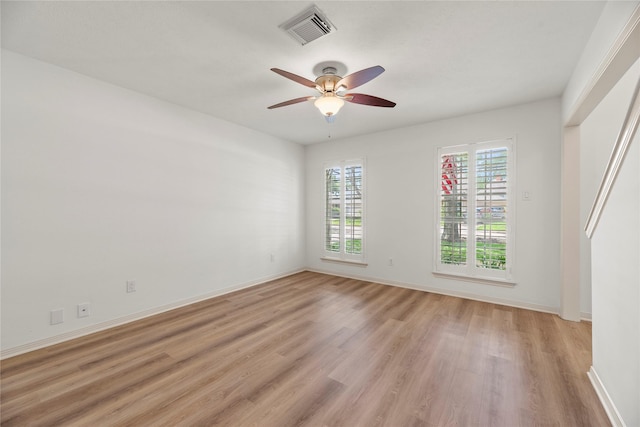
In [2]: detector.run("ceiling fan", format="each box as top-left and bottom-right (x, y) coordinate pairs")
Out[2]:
(268, 65), (396, 122)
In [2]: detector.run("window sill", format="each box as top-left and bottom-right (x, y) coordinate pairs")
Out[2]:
(321, 257), (368, 267)
(432, 271), (515, 288)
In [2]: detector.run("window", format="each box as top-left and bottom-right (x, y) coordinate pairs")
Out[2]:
(436, 139), (514, 282)
(324, 160), (364, 262)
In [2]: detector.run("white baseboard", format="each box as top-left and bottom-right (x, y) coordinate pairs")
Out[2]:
(588, 366), (626, 427)
(305, 267), (558, 316)
(581, 312), (593, 322)
(0, 269), (304, 360)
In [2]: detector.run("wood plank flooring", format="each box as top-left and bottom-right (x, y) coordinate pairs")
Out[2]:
(1, 272), (609, 426)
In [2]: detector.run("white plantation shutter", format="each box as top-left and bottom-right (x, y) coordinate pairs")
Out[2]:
(325, 167), (341, 252)
(324, 160), (364, 261)
(436, 139), (514, 282)
(344, 165), (363, 254)
(440, 152), (469, 266)
(475, 147), (508, 270)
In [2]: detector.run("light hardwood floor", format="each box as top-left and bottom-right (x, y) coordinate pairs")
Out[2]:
(1, 271), (609, 426)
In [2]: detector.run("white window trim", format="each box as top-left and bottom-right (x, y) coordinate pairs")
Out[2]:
(320, 256), (368, 267)
(433, 138), (516, 284)
(322, 158), (366, 264)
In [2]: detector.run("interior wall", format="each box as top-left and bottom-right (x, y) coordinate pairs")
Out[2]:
(585, 59), (640, 427)
(305, 98), (562, 311)
(1, 50), (306, 352)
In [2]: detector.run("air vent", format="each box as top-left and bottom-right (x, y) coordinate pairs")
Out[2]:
(279, 5), (336, 46)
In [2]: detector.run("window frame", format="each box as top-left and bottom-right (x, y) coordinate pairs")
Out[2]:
(434, 139), (515, 284)
(322, 159), (366, 264)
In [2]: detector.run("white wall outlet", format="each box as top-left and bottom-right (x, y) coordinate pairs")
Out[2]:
(50, 309), (64, 325)
(388, 258), (394, 266)
(126, 280), (136, 293)
(522, 190), (532, 201)
(77, 303), (90, 318)
(270, 253), (275, 263)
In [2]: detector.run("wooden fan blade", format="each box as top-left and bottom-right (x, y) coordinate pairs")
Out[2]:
(267, 96), (315, 109)
(337, 66), (385, 90)
(344, 93), (396, 108)
(271, 68), (317, 88)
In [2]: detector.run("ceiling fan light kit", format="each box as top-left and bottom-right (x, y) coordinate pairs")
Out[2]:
(268, 65), (396, 122)
(314, 94), (344, 117)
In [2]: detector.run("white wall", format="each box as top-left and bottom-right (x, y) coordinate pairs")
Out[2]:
(585, 59), (640, 427)
(1, 50), (306, 353)
(306, 98), (562, 311)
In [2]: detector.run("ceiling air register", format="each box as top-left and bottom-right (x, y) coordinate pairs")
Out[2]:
(280, 5), (335, 45)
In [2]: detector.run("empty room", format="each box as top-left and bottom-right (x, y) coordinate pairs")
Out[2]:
(1, 1), (639, 426)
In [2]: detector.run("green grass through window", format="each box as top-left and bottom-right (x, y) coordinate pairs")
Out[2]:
(441, 241), (506, 270)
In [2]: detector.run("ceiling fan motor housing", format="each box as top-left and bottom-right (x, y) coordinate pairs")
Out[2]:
(316, 67), (342, 93)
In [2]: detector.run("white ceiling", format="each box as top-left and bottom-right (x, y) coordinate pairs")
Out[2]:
(1, 1), (605, 145)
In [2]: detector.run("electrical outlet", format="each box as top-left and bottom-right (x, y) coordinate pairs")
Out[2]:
(50, 309), (64, 325)
(270, 253), (275, 263)
(77, 303), (90, 318)
(388, 258), (394, 266)
(126, 280), (136, 293)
